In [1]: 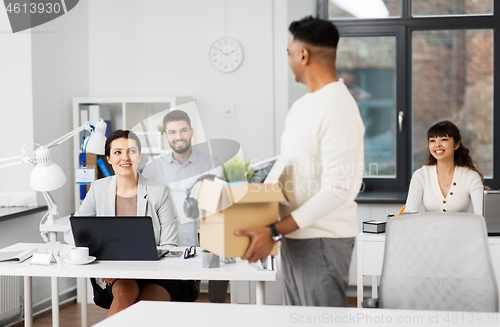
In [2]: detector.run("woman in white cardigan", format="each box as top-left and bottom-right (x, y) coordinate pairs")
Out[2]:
(405, 121), (484, 215)
(65, 130), (179, 317)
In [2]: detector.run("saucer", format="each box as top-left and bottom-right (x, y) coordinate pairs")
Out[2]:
(61, 255), (96, 265)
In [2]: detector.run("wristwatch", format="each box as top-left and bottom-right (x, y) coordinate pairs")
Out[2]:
(269, 223), (282, 242)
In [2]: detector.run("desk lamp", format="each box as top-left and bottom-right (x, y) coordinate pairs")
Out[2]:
(0, 119), (107, 242)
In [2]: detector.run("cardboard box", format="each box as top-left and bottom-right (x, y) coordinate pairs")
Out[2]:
(197, 180), (286, 258)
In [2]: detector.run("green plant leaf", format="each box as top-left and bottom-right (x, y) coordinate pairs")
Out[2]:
(222, 157), (254, 182)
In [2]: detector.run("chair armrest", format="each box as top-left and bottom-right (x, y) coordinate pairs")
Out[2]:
(362, 298), (379, 308)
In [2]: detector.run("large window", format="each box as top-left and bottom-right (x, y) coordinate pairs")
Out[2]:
(321, 0), (498, 192)
(336, 36), (397, 178)
(412, 29), (493, 177)
(329, 0), (401, 19)
(412, 0), (493, 16)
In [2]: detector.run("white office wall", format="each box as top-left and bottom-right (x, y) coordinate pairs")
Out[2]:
(0, 4), (70, 315)
(87, 0), (280, 162)
(31, 0), (90, 221)
(0, 5), (35, 206)
(30, 0), (90, 310)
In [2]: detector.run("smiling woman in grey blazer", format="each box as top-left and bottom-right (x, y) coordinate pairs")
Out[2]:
(65, 130), (179, 317)
(71, 172), (179, 247)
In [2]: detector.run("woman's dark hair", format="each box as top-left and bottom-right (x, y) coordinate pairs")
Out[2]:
(104, 129), (141, 157)
(426, 120), (483, 182)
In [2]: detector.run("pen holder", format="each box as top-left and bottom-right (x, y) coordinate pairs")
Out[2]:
(202, 252), (220, 268)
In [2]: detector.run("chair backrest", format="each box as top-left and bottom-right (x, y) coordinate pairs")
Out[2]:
(379, 212), (499, 312)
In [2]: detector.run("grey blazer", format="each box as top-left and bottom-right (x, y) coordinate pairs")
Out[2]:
(64, 173), (179, 247)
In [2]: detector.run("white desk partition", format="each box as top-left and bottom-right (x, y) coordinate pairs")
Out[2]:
(0, 243), (276, 327)
(356, 232), (500, 308)
(95, 301), (500, 327)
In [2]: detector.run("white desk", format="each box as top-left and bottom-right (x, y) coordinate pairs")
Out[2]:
(0, 243), (276, 327)
(356, 232), (500, 308)
(94, 300), (500, 327)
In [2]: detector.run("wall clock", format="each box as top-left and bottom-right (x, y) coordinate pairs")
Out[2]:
(209, 37), (244, 73)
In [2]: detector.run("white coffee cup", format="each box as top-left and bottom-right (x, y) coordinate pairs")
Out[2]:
(69, 247), (89, 261)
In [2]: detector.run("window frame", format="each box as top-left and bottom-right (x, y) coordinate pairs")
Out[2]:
(319, 0), (500, 192)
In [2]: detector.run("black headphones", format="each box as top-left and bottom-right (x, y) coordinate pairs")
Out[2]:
(184, 174), (217, 219)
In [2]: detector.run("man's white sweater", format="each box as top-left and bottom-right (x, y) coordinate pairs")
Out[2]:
(279, 80), (365, 239)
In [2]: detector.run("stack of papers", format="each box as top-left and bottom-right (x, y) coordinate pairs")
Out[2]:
(0, 248), (36, 263)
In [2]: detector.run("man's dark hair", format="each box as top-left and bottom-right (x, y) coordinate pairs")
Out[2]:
(163, 110), (192, 131)
(104, 129), (141, 157)
(289, 16), (339, 48)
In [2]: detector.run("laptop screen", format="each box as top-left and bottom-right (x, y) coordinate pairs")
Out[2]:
(248, 161), (276, 183)
(70, 216), (162, 260)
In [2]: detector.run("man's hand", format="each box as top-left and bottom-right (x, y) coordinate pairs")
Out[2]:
(234, 226), (275, 263)
(102, 278), (117, 286)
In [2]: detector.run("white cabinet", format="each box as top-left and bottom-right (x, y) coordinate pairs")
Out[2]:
(72, 97), (193, 211)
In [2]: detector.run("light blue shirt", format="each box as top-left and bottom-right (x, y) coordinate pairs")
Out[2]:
(142, 147), (222, 190)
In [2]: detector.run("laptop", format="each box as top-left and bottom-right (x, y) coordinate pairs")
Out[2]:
(247, 156), (287, 184)
(248, 160), (276, 183)
(70, 216), (169, 260)
(482, 190), (500, 236)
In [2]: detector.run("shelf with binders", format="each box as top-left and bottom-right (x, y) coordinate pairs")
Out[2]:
(72, 97), (194, 210)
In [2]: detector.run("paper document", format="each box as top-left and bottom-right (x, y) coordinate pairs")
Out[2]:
(0, 248), (36, 263)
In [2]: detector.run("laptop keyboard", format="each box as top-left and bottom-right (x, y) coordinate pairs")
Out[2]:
(157, 249), (169, 259)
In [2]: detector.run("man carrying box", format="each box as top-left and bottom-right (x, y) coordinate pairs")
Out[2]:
(235, 16), (365, 307)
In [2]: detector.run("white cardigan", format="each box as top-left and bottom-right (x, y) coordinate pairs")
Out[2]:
(64, 173), (179, 246)
(405, 165), (484, 215)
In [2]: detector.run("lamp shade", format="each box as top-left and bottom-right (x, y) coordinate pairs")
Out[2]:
(30, 146), (67, 191)
(85, 119), (107, 155)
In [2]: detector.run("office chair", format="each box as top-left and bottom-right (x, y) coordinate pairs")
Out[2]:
(363, 212), (499, 312)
